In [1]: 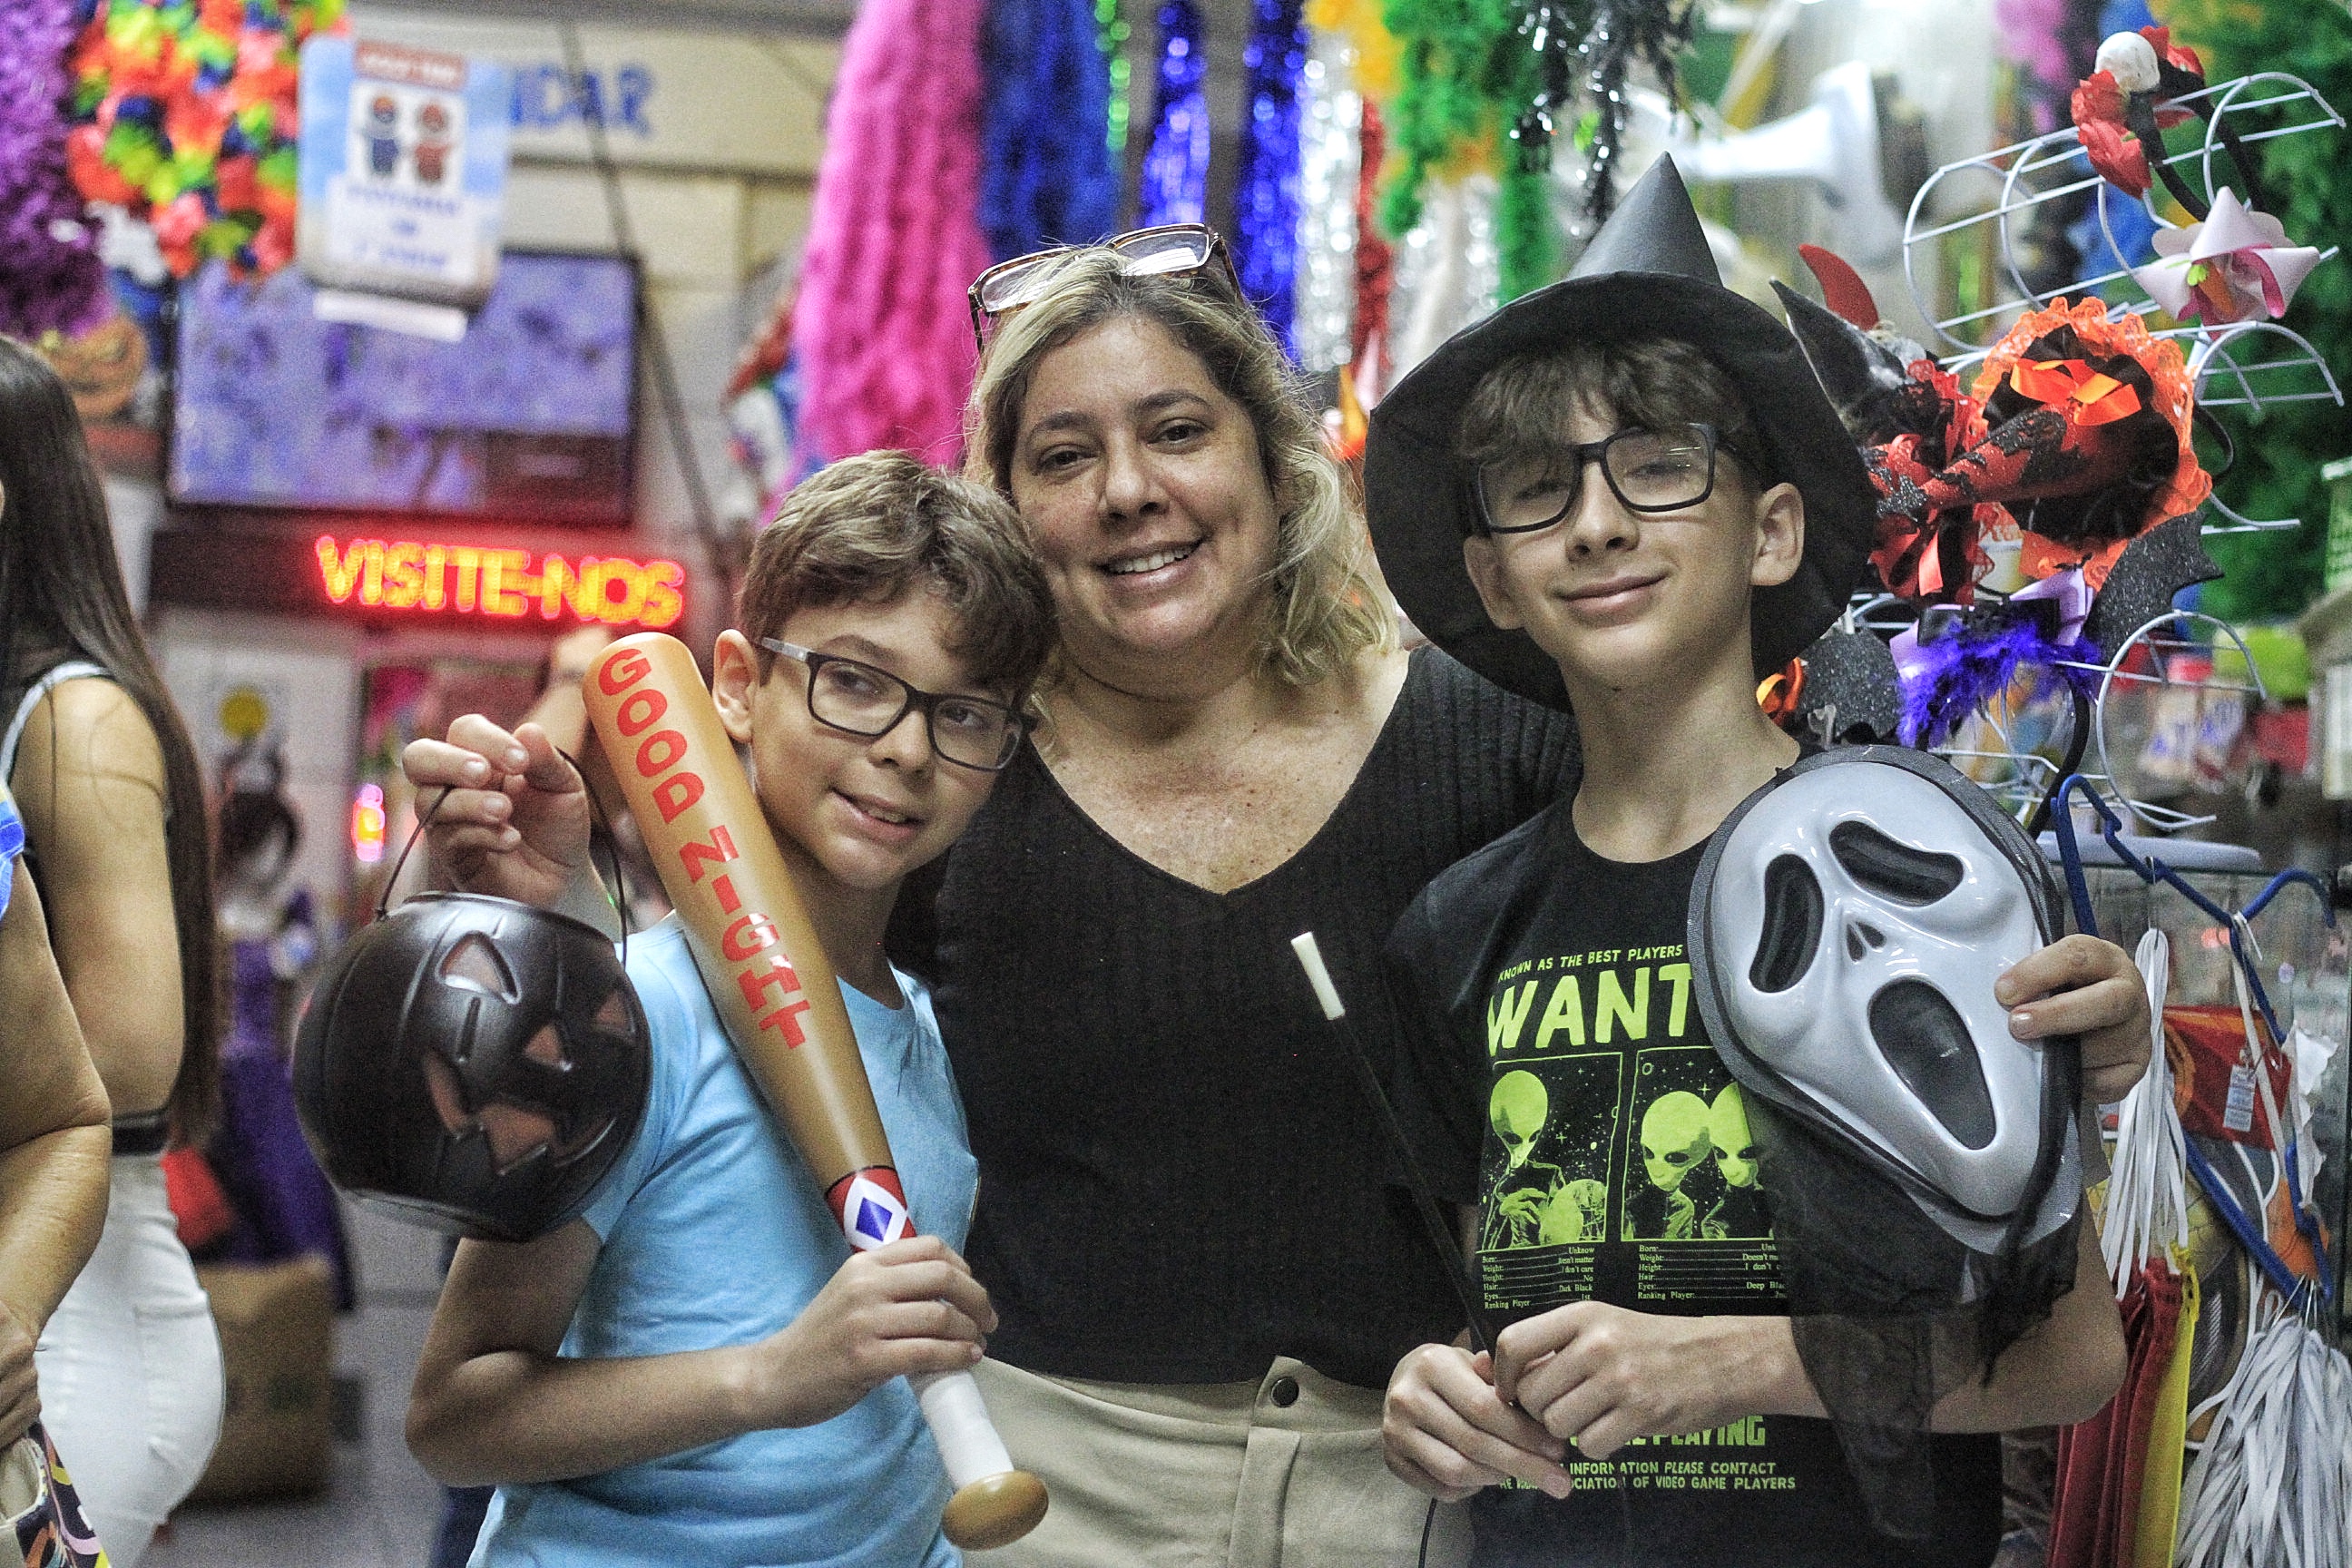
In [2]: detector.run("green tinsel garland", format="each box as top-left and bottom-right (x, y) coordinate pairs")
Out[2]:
(2157, 0), (2352, 622)
(1380, 0), (1576, 300)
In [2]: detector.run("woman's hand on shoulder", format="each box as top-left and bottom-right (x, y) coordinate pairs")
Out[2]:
(401, 717), (603, 925)
(1996, 934), (2151, 1105)
(1383, 1342), (1571, 1502)
(741, 1236), (995, 1429)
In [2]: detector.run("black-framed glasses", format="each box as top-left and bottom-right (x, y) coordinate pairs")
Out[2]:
(968, 224), (1241, 348)
(758, 640), (1029, 773)
(1474, 423), (1746, 535)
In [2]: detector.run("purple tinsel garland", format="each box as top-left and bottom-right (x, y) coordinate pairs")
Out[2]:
(0, 0), (109, 338)
(1232, 0), (1307, 351)
(1139, 0), (1209, 227)
(1897, 618), (2102, 749)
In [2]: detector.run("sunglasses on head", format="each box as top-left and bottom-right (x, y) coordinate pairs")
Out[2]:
(967, 224), (1241, 349)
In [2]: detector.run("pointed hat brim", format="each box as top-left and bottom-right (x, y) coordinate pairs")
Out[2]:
(1364, 156), (1878, 711)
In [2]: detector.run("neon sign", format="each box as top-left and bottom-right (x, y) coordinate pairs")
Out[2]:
(314, 536), (684, 629)
(351, 783), (387, 864)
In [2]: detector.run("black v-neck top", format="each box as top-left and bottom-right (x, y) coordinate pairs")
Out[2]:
(914, 648), (1578, 1387)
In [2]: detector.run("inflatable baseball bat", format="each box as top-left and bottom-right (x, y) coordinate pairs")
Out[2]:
(583, 632), (1048, 1552)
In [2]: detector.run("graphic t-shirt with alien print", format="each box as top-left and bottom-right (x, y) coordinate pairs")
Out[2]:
(1385, 796), (2000, 1568)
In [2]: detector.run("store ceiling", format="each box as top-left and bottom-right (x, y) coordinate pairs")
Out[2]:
(381, 0), (856, 34)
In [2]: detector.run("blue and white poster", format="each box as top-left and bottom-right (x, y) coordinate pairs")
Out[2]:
(298, 36), (513, 313)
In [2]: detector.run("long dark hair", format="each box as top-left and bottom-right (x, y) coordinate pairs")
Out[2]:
(0, 338), (218, 1141)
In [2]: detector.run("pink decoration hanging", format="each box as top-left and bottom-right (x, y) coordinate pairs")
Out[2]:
(791, 0), (995, 467)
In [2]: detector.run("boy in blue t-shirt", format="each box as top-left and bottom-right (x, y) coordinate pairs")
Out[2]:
(398, 451), (1056, 1565)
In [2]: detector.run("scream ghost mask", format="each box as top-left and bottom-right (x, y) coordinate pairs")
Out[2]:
(1686, 746), (2085, 1540)
(1690, 746), (2079, 1255)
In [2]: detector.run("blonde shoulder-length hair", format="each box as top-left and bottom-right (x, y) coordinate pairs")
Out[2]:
(963, 248), (1395, 690)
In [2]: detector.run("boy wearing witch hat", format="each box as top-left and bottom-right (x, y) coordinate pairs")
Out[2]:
(1363, 157), (2152, 1566)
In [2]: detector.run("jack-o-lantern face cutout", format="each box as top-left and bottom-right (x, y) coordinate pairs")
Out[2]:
(295, 893), (651, 1241)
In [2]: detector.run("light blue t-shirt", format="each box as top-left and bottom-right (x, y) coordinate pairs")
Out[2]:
(471, 916), (977, 1568)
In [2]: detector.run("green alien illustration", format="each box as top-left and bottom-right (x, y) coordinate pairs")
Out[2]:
(1702, 1083), (1772, 1240)
(1485, 1070), (1607, 1250)
(1624, 1090), (1712, 1240)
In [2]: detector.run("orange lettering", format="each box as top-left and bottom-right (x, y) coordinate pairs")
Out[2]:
(616, 688), (667, 737)
(678, 826), (739, 883)
(484, 549), (531, 615)
(316, 536), (368, 603)
(450, 545), (484, 612)
(651, 771), (703, 823)
(739, 954), (801, 1013)
(759, 999), (812, 1047)
(359, 540), (387, 606)
(721, 913), (777, 962)
(641, 561), (685, 630)
(382, 542), (426, 608)
(597, 647), (649, 697)
(635, 730), (687, 777)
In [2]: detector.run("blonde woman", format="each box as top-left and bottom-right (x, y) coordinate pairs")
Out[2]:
(897, 231), (1578, 1566)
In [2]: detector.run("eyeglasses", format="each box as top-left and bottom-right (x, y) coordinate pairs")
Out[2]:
(758, 640), (1030, 773)
(968, 224), (1241, 348)
(1474, 423), (1749, 535)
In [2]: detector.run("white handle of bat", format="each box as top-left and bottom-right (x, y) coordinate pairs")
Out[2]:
(907, 1368), (1048, 1550)
(909, 1367), (1014, 1486)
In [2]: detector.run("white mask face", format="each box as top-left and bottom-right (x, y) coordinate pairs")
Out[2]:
(1697, 754), (2065, 1246)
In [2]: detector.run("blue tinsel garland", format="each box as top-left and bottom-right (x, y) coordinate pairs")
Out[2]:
(1138, 0), (1209, 227)
(1232, 0), (1307, 351)
(979, 0), (1122, 260)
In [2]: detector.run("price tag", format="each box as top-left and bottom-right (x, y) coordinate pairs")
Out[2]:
(2225, 1062), (2258, 1134)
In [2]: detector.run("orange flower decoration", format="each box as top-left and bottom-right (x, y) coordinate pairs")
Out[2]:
(1972, 298), (2210, 588)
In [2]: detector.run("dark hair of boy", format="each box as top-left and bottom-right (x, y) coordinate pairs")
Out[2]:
(738, 452), (1058, 700)
(1454, 338), (1777, 499)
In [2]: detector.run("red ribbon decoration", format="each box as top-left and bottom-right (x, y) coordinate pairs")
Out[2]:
(2010, 358), (2144, 426)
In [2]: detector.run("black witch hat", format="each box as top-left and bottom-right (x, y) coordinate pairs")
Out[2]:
(1364, 156), (1878, 711)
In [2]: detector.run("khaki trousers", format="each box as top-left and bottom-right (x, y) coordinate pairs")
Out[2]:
(968, 1355), (1470, 1568)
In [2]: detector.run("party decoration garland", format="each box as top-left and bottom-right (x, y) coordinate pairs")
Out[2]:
(1574, 0), (1696, 223)
(978, 0), (1121, 261)
(1380, 0), (1519, 277)
(0, 0), (109, 338)
(791, 0), (995, 466)
(1351, 100), (1394, 390)
(1097, 0), (1133, 156)
(67, 0), (346, 279)
(1290, 24), (1362, 372)
(1233, 0), (1308, 350)
(1138, 0), (1210, 227)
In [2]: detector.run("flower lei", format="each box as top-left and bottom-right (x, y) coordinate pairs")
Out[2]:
(0, 0), (110, 338)
(67, 0), (348, 279)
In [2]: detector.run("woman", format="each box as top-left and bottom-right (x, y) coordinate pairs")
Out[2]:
(924, 235), (1579, 1566)
(0, 339), (224, 1567)
(0, 860), (113, 1453)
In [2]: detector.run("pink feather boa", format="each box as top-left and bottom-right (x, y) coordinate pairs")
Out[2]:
(792, 0), (994, 467)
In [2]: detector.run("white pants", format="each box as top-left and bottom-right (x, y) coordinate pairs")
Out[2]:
(34, 1154), (225, 1568)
